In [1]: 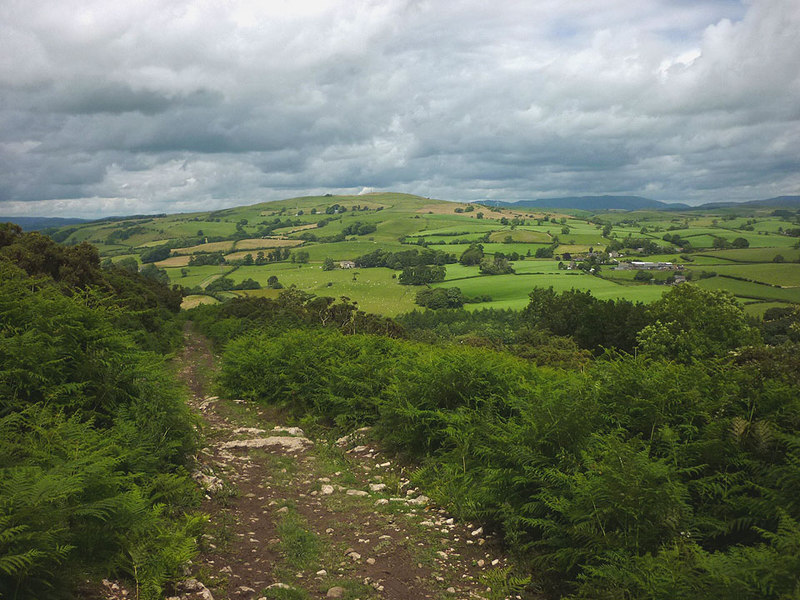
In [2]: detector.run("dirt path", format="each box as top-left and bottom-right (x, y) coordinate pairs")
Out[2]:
(178, 325), (519, 600)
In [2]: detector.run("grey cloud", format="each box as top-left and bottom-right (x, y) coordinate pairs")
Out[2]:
(0, 0), (798, 217)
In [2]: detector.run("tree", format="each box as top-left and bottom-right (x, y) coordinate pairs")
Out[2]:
(116, 257), (139, 273)
(637, 284), (760, 362)
(235, 278), (261, 290)
(267, 275), (283, 289)
(322, 257), (335, 271)
(140, 245), (171, 264)
(293, 250), (310, 264)
(479, 256), (514, 275)
(139, 263), (169, 285)
(732, 237), (750, 249)
(415, 287), (466, 309)
(459, 243), (484, 266)
(398, 265), (446, 285)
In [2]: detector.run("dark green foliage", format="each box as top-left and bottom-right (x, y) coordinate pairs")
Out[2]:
(291, 250), (310, 264)
(354, 248), (455, 269)
(236, 277), (261, 290)
(760, 306), (800, 345)
(637, 284), (760, 361)
(523, 287), (649, 353)
(0, 263), (199, 598)
(415, 287), (466, 309)
(140, 244), (171, 263)
(0, 224), (183, 352)
(140, 263), (170, 285)
(217, 321), (800, 599)
(478, 256), (514, 275)
(188, 252), (225, 266)
(459, 242), (484, 265)
(341, 221), (377, 236)
(398, 265), (446, 285)
(188, 290), (404, 348)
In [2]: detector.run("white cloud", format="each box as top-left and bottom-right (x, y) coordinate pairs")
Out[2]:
(1, 0), (798, 217)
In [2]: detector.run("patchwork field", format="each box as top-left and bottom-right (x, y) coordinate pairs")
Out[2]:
(41, 192), (799, 316)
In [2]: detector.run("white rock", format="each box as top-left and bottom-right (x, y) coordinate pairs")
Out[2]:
(369, 483), (387, 492)
(220, 436), (313, 452)
(407, 495), (430, 506)
(321, 485), (335, 495)
(233, 427), (266, 435)
(347, 489), (369, 497)
(471, 526), (484, 537)
(272, 426), (306, 437)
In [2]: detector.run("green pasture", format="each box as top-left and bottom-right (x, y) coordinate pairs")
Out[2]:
(512, 260), (566, 274)
(687, 263), (799, 287)
(695, 277), (800, 304)
(603, 269), (675, 283)
(742, 301), (796, 317)
(556, 244), (594, 254)
(557, 232), (609, 245)
(302, 240), (407, 261)
(165, 265), (232, 288)
(433, 271), (666, 311)
(641, 254), (724, 265)
(418, 233), (486, 244)
(697, 247), (800, 262)
(487, 229), (551, 243)
(408, 222), (499, 237)
(226, 264), (417, 315)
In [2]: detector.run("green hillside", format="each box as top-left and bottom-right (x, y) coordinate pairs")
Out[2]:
(44, 193), (800, 315)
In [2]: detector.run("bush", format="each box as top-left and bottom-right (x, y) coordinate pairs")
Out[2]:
(0, 263), (198, 598)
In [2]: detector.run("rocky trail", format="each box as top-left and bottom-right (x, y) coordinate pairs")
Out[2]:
(162, 327), (524, 600)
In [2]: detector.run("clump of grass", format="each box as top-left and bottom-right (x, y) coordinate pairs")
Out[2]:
(276, 511), (320, 570)
(262, 586), (312, 600)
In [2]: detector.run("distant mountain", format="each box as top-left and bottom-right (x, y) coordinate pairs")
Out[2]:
(478, 194), (800, 212)
(478, 196), (690, 211)
(0, 216), (92, 230)
(741, 195), (800, 208)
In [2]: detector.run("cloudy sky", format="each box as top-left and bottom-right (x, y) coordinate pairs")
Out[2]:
(1, 0), (799, 217)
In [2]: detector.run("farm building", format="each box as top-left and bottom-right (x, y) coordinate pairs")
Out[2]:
(616, 261), (683, 271)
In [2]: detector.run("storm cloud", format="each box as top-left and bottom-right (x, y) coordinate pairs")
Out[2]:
(1, 0), (798, 217)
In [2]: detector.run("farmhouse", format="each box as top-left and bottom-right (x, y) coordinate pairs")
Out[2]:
(616, 261), (683, 271)
(339, 260), (356, 269)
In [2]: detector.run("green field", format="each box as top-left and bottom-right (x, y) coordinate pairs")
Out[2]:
(227, 264), (417, 315)
(39, 192), (798, 316)
(690, 263), (800, 287)
(694, 276), (800, 304)
(434, 271), (667, 310)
